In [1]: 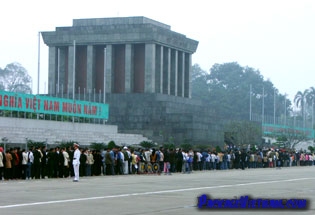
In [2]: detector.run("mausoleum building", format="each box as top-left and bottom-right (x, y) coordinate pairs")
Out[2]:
(42, 17), (198, 98)
(42, 17), (226, 145)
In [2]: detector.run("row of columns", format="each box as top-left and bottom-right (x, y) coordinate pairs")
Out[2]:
(48, 43), (192, 98)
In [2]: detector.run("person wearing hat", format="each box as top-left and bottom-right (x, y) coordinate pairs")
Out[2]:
(122, 147), (129, 175)
(72, 143), (81, 182)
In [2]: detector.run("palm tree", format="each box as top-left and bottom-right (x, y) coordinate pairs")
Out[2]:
(294, 89), (309, 128)
(306, 87), (315, 104)
(306, 87), (315, 128)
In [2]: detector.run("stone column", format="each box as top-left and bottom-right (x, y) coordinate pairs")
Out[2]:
(155, 45), (163, 94)
(144, 43), (156, 93)
(86, 45), (94, 91)
(170, 49), (178, 96)
(58, 47), (67, 94)
(48, 46), (56, 94)
(125, 44), (133, 93)
(163, 47), (171, 95)
(133, 44), (145, 93)
(184, 53), (192, 98)
(105, 44), (113, 93)
(67, 44), (75, 96)
(177, 51), (185, 97)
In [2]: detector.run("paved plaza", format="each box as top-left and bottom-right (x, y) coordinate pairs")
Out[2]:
(0, 166), (314, 215)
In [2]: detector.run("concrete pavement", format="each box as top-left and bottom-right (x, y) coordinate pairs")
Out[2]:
(0, 166), (314, 215)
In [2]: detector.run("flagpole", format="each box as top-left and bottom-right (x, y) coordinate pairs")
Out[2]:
(104, 46), (106, 124)
(72, 40), (76, 123)
(104, 47), (107, 124)
(312, 100), (314, 132)
(57, 48), (60, 94)
(249, 84), (252, 121)
(273, 88), (276, 124)
(284, 94), (287, 126)
(73, 40), (76, 100)
(103, 47), (106, 104)
(37, 32), (41, 95)
(262, 87), (264, 125)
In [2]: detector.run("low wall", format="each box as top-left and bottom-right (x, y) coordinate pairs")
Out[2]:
(0, 117), (148, 146)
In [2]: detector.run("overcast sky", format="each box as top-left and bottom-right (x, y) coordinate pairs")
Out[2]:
(0, 0), (314, 102)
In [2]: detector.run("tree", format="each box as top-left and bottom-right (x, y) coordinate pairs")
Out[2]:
(206, 62), (284, 120)
(140, 141), (155, 149)
(215, 145), (222, 153)
(0, 62), (32, 93)
(58, 141), (76, 149)
(283, 129), (308, 149)
(107, 141), (116, 149)
(294, 89), (309, 126)
(180, 143), (193, 151)
(274, 136), (288, 148)
(195, 144), (209, 152)
(306, 87), (315, 128)
(27, 139), (46, 149)
(266, 126), (309, 149)
(224, 120), (262, 148)
(207, 62), (248, 119)
(191, 64), (209, 102)
(306, 87), (315, 106)
(308, 145), (315, 153)
(90, 142), (106, 151)
(294, 90), (308, 115)
(163, 143), (175, 150)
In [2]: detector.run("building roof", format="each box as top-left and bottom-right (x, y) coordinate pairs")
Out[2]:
(41, 16), (198, 53)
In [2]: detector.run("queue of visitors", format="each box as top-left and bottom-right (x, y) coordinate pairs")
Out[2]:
(0, 145), (314, 181)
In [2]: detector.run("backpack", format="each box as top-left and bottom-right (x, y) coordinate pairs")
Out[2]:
(187, 156), (193, 164)
(123, 151), (129, 161)
(201, 152), (208, 161)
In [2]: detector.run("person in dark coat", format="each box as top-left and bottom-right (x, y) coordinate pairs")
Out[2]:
(105, 148), (113, 175)
(33, 146), (43, 179)
(93, 150), (102, 176)
(234, 149), (240, 169)
(41, 146), (47, 179)
(58, 147), (65, 178)
(67, 146), (74, 177)
(240, 149), (247, 170)
(79, 148), (87, 177)
(47, 148), (56, 178)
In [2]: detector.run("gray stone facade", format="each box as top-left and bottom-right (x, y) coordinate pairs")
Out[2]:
(106, 93), (225, 145)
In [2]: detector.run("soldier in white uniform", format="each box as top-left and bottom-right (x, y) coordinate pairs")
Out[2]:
(72, 143), (81, 182)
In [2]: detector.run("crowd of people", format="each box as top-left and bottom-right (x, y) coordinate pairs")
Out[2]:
(0, 144), (314, 181)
